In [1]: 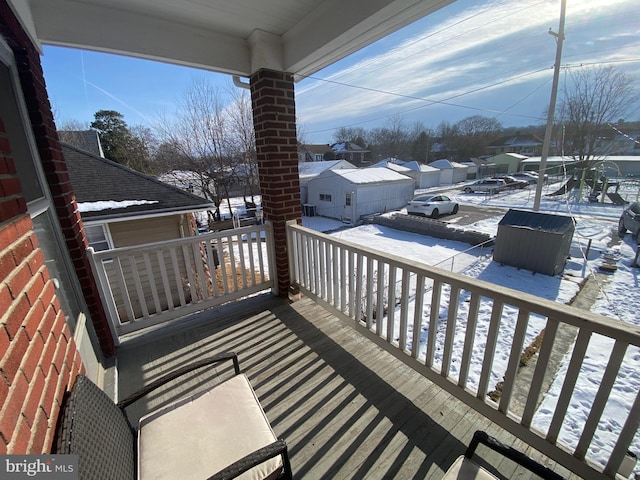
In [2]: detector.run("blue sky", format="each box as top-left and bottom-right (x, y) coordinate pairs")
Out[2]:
(41, 0), (640, 144)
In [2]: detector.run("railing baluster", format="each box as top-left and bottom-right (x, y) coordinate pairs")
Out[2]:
(387, 266), (397, 344)
(522, 317), (559, 427)
(574, 339), (628, 459)
(169, 247), (186, 306)
(236, 232), (248, 289)
(442, 284), (461, 378)
(191, 242), (208, 299)
(412, 274), (425, 359)
(216, 237), (229, 295)
(459, 290), (480, 389)
(399, 269), (410, 352)
(499, 308), (531, 414)
(156, 250), (174, 310)
(348, 250), (355, 318)
(143, 252), (162, 314)
(332, 244), (340, 309)
(426, 279), (442, 369)
(204, 241), (219, 297)
(547, 328), (591, 444)
(355, 253), (363, 324)
(478, 299), (504, 400)
(339, 247), (347, 314)
(604, 388), (640, 477)
(365, 257), (374, 329)
(376, 261), (385, 336)
(128, 255), (149, 318)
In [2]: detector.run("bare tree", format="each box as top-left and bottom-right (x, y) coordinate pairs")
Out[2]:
(558, 66), (638, 162)
(155, 79), (235, 220)
(451, 115), (502, 161)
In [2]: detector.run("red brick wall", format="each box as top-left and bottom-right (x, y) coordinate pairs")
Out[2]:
(0, 0), (111, 454)
(250, 69), (302, 294)
(0, 116), (84, 454)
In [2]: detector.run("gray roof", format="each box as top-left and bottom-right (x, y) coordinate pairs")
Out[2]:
(62, 143), (214, 221)
(499, 209), (574, 234)
(58, 130), (104, 157)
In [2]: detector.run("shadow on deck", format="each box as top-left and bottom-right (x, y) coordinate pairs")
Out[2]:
(116, 293), (576, 480)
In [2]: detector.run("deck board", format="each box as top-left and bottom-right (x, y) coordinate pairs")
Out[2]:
(116, 293), (579, 479)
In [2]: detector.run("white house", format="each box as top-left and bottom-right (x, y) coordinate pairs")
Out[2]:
(306, 168), (415, 223)
(299, 160), (356, 203)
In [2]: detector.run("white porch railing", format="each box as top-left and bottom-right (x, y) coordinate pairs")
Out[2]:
(88, 223), (275, 338)
(286, 221), (640, 479)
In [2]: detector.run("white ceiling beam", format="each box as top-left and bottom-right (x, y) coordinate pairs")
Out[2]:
(31, 0), (252, 76)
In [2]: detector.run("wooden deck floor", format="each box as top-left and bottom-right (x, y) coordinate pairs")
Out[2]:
(116, 293), (577, 480)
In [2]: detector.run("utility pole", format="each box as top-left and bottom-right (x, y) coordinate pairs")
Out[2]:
(533, 0), (566, 211)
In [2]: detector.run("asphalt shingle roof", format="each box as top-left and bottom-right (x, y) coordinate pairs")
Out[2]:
(62, 143), (213, 221)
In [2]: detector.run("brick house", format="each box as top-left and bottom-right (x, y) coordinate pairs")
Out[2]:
(0, 0), (451, 456)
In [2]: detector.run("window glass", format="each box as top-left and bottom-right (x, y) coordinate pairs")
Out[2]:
(85, 224), (111, 251)
(0, 63), (44, 202)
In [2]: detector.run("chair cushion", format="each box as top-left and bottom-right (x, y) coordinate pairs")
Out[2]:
(441, 456), (499, 480)
(138, 374), (282, 480)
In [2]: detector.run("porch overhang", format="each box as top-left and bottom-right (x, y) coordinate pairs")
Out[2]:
(9, 0), (453, 78)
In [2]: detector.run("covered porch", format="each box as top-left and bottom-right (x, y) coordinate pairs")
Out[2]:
(116, 293), (578, 480)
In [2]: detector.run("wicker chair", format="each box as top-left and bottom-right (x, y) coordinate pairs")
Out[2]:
(442, 430), (564, 480)
(54, 353), (292, 480)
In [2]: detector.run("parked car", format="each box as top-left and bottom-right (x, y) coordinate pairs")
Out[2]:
(492, 175), (528, 189)
(510, 172), (539, 185)
(462, 179), (506, 194)
(406, 194), (458, 218)
(618, 202), (640, 239)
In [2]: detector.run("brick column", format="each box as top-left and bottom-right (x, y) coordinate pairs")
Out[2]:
(250, 69), (302, 295)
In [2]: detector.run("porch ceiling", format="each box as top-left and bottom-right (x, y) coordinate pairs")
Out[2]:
(12, 0), (453, 79)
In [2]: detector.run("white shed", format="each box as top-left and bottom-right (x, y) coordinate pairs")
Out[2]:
(298, 160), (355, 203)
(403, 161), (440, 188)
(429, 159), (454, 184)
(306, 168), (415, 222)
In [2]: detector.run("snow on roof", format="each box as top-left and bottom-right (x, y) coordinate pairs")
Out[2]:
(371, 160), (412, 173)
(78, 200), (159, 212)
(299, 160), (353, 179)
(328, 168), (414, 184)
(429, 159), (454, 169)
(402, 161), (439, 173)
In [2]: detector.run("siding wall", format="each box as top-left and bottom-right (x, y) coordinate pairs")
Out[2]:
(108, 215), (186, 248)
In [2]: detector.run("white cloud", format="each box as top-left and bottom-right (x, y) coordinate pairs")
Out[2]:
(297, 0), (639, 140)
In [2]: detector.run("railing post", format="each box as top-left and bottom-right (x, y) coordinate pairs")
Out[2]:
(85, 247), (121, 347)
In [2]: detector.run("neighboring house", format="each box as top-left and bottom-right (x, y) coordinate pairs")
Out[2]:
(299, 160), (355, 204)
(58, 130), (105, 157)
(306, 168), (415, 222)
(486, 133), (543, 156)
(64, 143), (214, 250)
(331, 142), (370, 167)
(64, 143), (215, 320)
(486, 153), (529, 174)
(299, 144), (334, 162)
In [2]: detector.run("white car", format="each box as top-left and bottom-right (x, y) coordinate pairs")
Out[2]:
(406, 194), (458, 218)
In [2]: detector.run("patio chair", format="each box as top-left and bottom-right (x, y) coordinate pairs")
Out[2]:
(54, 352), (292, 480)
(442, 430), (564, 480)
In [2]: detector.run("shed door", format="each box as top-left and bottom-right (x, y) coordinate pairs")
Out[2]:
(344, 192), (353, 222)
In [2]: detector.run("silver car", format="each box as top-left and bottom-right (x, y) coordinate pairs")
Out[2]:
(463, 179), (506, 194)
(406, 194), (458, 218)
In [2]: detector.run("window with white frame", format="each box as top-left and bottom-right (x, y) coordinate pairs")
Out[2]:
(84, 224), (112, 251)
(1, 39), (89, 333)
(319, 193), (332, 202)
